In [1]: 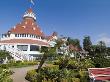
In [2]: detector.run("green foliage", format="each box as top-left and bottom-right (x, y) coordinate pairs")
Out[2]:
(0, 50), (12, 60)
(0, 64), (9, 69)
(79, 69), (89, 82)
(26, 65), (82, 82)
(25, 69), (37, 82)
(83, 36), (110, 68)
(26, 57), (94, 82)
(92, 54), (110, 67)
(41, 46), (49, 53)
(54, 57), (95, 70)
(38, 46), (57, 71)
(0, 68), (12, 82)
(0, 60), (38, 68)
(26, 64), (89, 82)
(67, 37), (81, 49)
(83, 36), (92, 52)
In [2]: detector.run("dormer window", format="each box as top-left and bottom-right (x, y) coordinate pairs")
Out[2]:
(32, 23), (34, 25)
(22, 26), (26, 28)
(25, 22), (27, 24)
(33, 27), (36, 30)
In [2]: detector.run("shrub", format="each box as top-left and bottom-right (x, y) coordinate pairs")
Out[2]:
(25, 70), (37, 82)
(93, 56), (110, 67)
(26, 65), (87, 82)
(6, 60), (38, 68)
(0, 64), (8, 69)
(79, 70), (89, 82)
(0, 69), (12, 82)
(71, 78), (80, 82)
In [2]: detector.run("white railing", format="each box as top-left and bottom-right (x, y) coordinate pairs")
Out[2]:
(0, 46), (35, 61)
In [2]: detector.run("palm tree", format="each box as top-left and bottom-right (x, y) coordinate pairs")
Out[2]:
(37, 39), (64, 72)
(37, 46), (57, 71)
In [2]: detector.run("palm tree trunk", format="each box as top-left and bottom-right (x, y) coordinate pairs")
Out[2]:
(37, 54), (47, 72)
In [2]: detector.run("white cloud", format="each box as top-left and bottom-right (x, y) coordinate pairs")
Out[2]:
(96, 33), (110, 46)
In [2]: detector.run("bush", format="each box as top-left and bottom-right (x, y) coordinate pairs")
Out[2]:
(79, 70), (89, 82)
(25, 58), (93, 82)
(0, 69), (12, 82)
(0, 64), (9, 69)
(26, 65), (88, 82)
(25, 70), (37, 82)
(5, 60), (38, 68)
(93, 56), (110, 67)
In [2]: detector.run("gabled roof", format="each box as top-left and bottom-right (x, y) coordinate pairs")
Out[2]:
(69, 44), (81, 51)
(46, 32), (58, 41)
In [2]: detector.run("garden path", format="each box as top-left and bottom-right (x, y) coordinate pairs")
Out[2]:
(10, 65), (38, 82)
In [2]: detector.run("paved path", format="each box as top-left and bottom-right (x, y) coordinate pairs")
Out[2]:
(10, 65), (38, 82)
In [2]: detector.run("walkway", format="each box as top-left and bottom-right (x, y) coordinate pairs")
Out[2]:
(10, 65), (38, 82)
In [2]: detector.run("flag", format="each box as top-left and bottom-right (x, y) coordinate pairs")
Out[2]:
(29, 0), (34, 5)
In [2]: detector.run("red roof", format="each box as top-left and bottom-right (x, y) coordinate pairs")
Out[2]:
(95, 76), (110, 81)
(7, 8), (44, 36)
(88, 68), (110, 81)
(46, 32), (57, 41)
(69, 44), (81, 51)
(0, 39), (49, 46)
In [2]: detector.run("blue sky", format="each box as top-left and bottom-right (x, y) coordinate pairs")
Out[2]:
(0, 0), (110, 46)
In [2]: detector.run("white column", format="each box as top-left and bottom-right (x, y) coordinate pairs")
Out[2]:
(14, 44), (17, 49)
(27, 44), (30, 52)
(39, 46), (41, 51)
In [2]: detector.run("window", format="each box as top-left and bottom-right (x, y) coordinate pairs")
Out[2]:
(26, 34), (28, 37)
(30, 45), (39, 51)
(17, 45), (28, 51)
(41, 37), (45, 39)
(15, 34), (17, 37)
(34, 35), (36, 38)
(36, 36), (38, 38)
(24, 34), (26, 37)
(32, 35), (34, 38)
(30, 34), (32, 37)
(17, 34), (19, 37)
(22, 34), (24, 37)
(7, 34), (10, 37)
(20, 34), (22, 37)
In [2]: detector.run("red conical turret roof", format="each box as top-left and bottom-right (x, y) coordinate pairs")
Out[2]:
(9, 8), (44, 36)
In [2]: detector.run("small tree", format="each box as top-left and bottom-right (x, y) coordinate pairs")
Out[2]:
(0, 50), (12, 63)
(37, 46), (57, 71)
(83, 36), (92, 52)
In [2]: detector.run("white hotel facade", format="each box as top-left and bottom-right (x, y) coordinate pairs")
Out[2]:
(0, 8), (57, 61)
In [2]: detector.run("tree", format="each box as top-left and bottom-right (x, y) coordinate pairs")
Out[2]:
(0, 50), (12, 63)
(37, 46), (57, 71)
(83, 36), (92, 52)
(106, 47), (110, 56)
(67, 37), (81, 49)
(97, 41), (106, 54)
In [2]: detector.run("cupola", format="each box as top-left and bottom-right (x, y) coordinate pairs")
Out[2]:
(23, 8), (36, 21)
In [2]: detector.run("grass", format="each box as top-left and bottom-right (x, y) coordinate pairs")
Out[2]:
(0, 61), (39, 69)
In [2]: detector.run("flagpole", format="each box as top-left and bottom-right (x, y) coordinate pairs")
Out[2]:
(29, 0), (35, 8)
